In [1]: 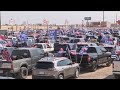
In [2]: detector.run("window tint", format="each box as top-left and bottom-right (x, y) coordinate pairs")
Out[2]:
(11, 50), (30, 60)
(35, 62), (54, 69)
(57, 59), (72, 66)
(87, 47), (97, 53)
(43, 44), (47, 49)
(57, 60), (66, 66)
(64, 59), (72, 65)
(36, 44), (43, 49)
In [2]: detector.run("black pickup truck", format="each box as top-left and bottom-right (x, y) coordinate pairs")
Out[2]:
(70, 46), (112, 71)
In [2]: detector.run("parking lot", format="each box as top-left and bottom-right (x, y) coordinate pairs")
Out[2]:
(26, 65), (114, 79)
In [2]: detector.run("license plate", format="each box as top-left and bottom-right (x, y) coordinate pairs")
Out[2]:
(0, 70), (3, 73)
(39, 72), (45, 75)
(2, 63), (11, 68)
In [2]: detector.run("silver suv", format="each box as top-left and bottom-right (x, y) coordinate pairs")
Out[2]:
(32, 57), (80, 79)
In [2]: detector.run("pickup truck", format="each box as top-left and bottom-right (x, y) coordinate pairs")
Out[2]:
(0, 48), (44, 79)
(112, 59), (120, 79)
(70, 46), (112, 71)
(35, 43), (54, 53)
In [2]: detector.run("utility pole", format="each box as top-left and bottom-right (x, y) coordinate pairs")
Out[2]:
(0, 11), (1, 29)
(116, 13), (117, 29)
(103, 11), (104, 27)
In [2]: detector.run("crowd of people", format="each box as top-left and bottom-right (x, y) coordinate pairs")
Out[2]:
(0, 27), (120, 61)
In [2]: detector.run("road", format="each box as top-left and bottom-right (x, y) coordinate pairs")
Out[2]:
(27, 65), (115, 79)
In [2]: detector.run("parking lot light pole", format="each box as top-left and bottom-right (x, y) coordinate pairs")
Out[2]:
(0, 11), (1, 29)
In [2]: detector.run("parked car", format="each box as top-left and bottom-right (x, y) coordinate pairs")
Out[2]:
(0, 48), (45, 79)
(32, 57), (80, 79)
(70, 46), (112, 71)
(112, 59), (120, 79)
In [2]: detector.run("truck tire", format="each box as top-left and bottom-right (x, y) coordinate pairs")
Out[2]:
(90, 61), (97, 72)
(58, 74), (64, 79)
(73, 69), (79, 78)
(114, 74), (120, 79)
(18, 67), (28, 79)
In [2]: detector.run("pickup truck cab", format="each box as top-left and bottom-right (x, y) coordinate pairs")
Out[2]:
(0, 48), (44, 79)
(35, 43), (54, 53)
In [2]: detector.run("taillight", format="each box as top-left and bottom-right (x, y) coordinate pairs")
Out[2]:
(11, 63), (13, 69)
(87, 55), (91, 62)
(112, 63), (114, 68)
(48, 68), (56, 71)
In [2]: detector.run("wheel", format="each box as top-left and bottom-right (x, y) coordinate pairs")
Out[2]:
(73, 69), (79, 78)
(58, 74), (64, 79)
(17, 67), (28, 79)
(106, 62), (111, 67)
(90, 61), (97, 72)
(114, 74), (120, 79)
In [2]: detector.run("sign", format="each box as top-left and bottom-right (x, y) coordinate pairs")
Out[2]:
(84, 17), (91, 20)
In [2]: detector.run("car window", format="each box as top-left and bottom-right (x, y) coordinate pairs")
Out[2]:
(35, 62), (54, 69)
(36, 44), (43, 49)
(64, 59), (72, 65)
(11, 50), (30, 60)
(96, 47), (103, 55)
(87, 47), (97, 53)
(57, 60), (66, 66)
(44, 44), (47, 49)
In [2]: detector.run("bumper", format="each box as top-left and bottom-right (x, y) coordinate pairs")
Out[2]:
(0, 69), (14, 77)
(113, 71), (120, 75)
(32, 75), (57, 79)
(80, 63), (92, 68)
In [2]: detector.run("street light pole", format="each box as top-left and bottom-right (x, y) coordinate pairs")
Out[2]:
(116, 13), (117, 29)
(103, 11), (104, 27)
(0, 11), (1, 29)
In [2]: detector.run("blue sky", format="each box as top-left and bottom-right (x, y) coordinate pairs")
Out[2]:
(1, 11), (120, 25)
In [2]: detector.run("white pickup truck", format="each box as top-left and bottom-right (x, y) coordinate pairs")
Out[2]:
(35, 43), (54, 53)
(113, 59), (120, 79)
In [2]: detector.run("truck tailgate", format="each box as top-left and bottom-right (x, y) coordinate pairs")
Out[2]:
(113, 60), (120, 72)
(0, 60), (12, 70)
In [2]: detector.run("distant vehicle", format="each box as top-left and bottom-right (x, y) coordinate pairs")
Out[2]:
(35, 43), (54, 53)
(0, 48), (44, 79)
(0, 40), (7, 47)
(0, 30), (7, 35)
(32, 57), (80, 79)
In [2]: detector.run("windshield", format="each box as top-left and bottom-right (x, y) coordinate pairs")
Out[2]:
(70, 39), (79, 43)
(54, 44), (70, 51)
(35, 62), (54, 69)
(87, 47), (96, 53)
(36, 44), (43, 49)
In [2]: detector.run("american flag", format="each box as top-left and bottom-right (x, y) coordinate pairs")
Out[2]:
(43, 19), (49, 25)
